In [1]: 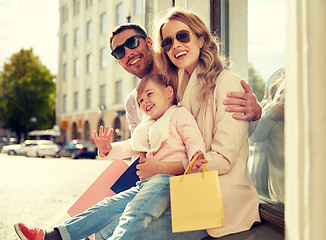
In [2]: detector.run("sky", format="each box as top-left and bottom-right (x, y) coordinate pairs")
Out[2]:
(0, 0), (285, 81)
(0, 0), (59, 75)
(248, 0), (285, 81)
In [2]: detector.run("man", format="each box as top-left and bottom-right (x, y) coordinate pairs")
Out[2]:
(15, 23), (261, 240)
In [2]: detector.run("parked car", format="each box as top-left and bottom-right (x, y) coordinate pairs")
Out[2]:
(1, 140), (37, 155)
(0, 138), (12, 150)
(25, 140), (60, 158)
(59, 140), (97, 159)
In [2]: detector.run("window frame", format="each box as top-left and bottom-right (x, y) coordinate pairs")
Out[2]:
(87, 20), (93, 41)
(100, 48), (107, 69)
(115, 80), (122, 104)
(210, 0), (284, 231)
(75, 28), (80, 47)
(100, 12), (107, 34)
(86, 53), (92, 74)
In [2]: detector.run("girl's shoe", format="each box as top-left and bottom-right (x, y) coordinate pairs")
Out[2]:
(14, 223), (45, 240)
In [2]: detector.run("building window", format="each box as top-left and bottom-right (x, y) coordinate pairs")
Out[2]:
(74, 0), (80, 16)
(116, 3), (123, 25)
(63, 63), (67, 81)
(74, 58), (80, 78)
(63, 34), (68, 51)
(100, 12), (107, 34)
(133, 76), (139, 88)
(74, 92), (78, 111)
(246, 0), (285, 229)
(86, 89), (91, 109)
(134, 0), (142, 15)
(100, 48), (106, 69)
(86, 54), (92, 73)
(86, 0), (92, 9)
(87, 21), (92, 41)
(62, 95), (67, 113)
(115, 80), (122, 104)
(84, 121), (90, 140)
(75, 28), (80, 46)
(61, 5), (68, 23)
(100, 85), (106, 106)
(65, 7), (69, 22)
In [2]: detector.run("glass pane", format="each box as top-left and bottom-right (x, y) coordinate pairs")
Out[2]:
(248, 0), (285, 205)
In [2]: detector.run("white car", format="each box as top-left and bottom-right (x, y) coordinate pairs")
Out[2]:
(25, 140), (60, 158)
(1, 140), (37, 155)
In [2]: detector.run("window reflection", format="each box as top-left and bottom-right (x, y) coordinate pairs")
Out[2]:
(250, 68), (285, 204)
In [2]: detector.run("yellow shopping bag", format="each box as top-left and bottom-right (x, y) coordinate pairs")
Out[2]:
(169, 153), (225, 232)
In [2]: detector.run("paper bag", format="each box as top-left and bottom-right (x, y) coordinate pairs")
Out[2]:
(169, 153), (225, 232)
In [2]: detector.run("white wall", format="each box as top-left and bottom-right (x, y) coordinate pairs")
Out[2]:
(285, 0), (326, 239)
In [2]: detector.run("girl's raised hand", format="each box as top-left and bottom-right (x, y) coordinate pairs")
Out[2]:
(93, 126), (114, 156)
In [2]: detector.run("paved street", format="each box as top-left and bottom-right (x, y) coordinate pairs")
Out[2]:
(0, 153), (113, 240)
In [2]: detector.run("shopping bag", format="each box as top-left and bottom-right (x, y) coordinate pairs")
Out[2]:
(169, 153), (225, 232)
(110, 157), (140, 194)
(67, 159), (129, 217)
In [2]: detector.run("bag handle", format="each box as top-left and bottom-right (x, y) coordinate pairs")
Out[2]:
(180, 152), (207, 182)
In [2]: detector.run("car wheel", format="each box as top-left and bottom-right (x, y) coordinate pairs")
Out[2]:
(71, 152), (78, 159)
(54, 152), (61, 158)
(8, 150), (15, 155)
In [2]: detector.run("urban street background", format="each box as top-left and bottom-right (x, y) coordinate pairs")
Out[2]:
(0, 153), (114, 240)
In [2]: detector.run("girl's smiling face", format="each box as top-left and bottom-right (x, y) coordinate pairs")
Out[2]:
(161, 20), (204, 76)
(137, 80), (174, 120)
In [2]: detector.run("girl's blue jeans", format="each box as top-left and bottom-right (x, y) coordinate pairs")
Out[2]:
(56, 174), (208, 240)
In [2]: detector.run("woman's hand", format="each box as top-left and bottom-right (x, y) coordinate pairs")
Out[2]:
(93, 126), (113, 156)
(223, 80), (262, 121)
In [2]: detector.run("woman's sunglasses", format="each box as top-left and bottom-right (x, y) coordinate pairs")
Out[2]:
(161, 30), (202, 53)
(111, 35), (146, 60)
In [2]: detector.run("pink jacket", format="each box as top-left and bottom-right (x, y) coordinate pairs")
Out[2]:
(107, 106), (205, 168)
(178, 68), (260, 237)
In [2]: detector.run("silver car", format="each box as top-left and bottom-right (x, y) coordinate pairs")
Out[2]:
(25, 140), (60, 158)
(1, 140), (37, 155)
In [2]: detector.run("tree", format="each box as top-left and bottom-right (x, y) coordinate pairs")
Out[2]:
(0, 48), (56, 140)
(248, 63), (265, 102)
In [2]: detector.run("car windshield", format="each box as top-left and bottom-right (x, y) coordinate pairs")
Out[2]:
(76, 141), (94, 147)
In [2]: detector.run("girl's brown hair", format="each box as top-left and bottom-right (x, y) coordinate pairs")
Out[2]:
(136, 73), (177, 107)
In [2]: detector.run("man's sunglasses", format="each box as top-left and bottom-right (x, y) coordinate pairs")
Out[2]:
(161, 30), (202, 53)
(111, 35), (146, 59)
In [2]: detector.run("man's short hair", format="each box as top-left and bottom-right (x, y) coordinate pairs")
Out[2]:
(109, 23), (148, 50)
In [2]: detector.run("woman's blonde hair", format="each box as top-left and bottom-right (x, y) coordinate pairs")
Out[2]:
(154, 8), (227, 103)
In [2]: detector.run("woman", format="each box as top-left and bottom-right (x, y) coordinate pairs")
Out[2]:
(138, 8), (260, 239)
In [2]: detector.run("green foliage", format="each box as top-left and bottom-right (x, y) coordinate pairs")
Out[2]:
(248, 63), (265, 102)
(0, 48), (56, 139)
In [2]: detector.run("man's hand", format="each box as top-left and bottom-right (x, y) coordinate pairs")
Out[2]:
(93, 126), (113, 156)
(223, 80), (262, 121)
(136, 153), (161, 180)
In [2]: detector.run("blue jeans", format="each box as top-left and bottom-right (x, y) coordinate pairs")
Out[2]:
(57, 174), (191, 240)
(57, 174), (208, 240)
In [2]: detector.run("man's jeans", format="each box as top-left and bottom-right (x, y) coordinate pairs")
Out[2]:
(57, 174), (194, 240)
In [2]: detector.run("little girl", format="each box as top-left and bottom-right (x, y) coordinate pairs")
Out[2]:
(93, 73), (207, 240)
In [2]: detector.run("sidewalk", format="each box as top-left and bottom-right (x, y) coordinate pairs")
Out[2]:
(0, 154), (113, 240)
